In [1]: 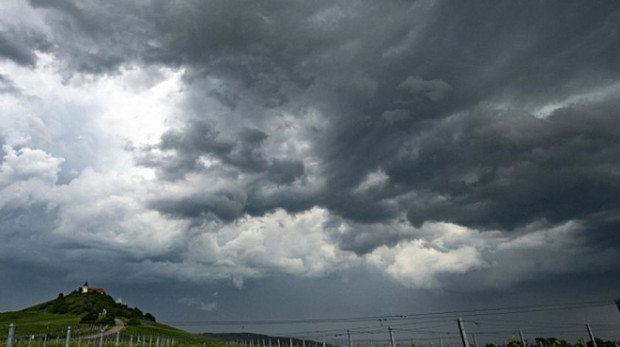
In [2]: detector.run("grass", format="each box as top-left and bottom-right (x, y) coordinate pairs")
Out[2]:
(0, 311), (82, 337)
(0, 291), (230, 347)
(122, 321), (198, 340)
(0, 312), (227, 347)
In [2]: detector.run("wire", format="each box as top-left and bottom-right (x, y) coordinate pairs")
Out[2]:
(161, 299), (614, 327)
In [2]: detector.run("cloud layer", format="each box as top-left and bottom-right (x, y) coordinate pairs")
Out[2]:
(1, 0), (620, 294)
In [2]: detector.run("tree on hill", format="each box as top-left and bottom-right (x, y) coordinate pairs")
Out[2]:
(24, 289), (156, 325)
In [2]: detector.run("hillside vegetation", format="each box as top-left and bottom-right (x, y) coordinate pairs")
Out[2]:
(0, 288), (222, 347)
(24, 290), (155, 325)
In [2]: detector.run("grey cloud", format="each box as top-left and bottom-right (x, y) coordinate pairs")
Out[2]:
(267, 159), (304, 185)
(28, 0), (156, 74)
(398, 76), (452, 102)
(0, 74), (19, 94)
(0, 33), (36, 66)
(132, 1), (620, 252)
(326, 218), (414, 255)
(149, 190), (247, 223)
(9, 0), (620, 284)
(396, 100), (620, 233)
(0, 27), (49, 67)
(380, 109), (410, 124)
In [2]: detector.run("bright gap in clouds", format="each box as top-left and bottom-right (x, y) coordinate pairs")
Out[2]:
(0, 52), (183, 180)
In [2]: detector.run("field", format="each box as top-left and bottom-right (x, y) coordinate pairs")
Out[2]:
(0, 311), (228, 347)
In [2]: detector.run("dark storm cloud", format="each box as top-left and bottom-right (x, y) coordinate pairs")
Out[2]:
(267, 159), (304, 186)
(0, 26), (49, 67)
(28, 0), (156, 74)
(0, 74), (19, 94)
(27, 0), (620, 254)
(397, 100), (620, 232)
(0, 33), (36, 66)
(149, 190), (247, 222)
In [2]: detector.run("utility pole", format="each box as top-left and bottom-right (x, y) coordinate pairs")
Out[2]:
(388, 327), (396, 347)
(519, 330), (526, 347)
(586, 324), (597, 347)
(457, 318), (470, 347)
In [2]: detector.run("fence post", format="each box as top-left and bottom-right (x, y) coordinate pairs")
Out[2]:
(586, 324), (597, 347)
(348, 330), (353, 347)
(388, 327), (396, 347)
(457, 318), (470, 347)
(99, 328), (104, 347)
(7, 323), (16, 347)
(130, 336), (134, 347)
(66, 327), (72, 347)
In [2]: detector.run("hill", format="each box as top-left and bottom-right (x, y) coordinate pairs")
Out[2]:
(0, 287), (223, 346)
(23, 289), (156, 325)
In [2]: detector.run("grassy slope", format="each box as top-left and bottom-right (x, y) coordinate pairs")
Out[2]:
(0, 311), (82, 336)
(0, 291), (218, 345)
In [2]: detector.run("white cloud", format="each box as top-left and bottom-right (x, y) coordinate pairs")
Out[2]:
(365, 231), (485, 288)
(0, 145), (63, 186)
(0, 51), (181, 180)
(353, 169), (389, 194)
(169, 208), (359, 285)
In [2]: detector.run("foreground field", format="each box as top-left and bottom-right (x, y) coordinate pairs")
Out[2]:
(0, 304), (227, 347)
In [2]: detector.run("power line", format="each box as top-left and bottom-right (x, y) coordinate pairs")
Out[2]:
(161, 299), (614, 327)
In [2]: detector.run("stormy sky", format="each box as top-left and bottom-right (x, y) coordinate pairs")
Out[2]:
(1, 0), (620, 343)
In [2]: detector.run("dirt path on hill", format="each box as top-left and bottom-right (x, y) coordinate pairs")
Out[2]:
(107, 319), (125, 335)
(82, 319), (125, 339)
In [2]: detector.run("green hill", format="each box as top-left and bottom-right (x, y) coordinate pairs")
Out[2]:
(23, 289), (156, 326)
(0, 287), (224, 347)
